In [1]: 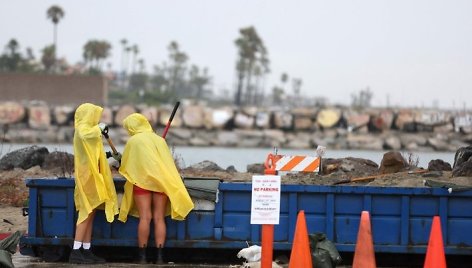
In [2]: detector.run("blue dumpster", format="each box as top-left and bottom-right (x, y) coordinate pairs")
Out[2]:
(19, 177), (472, 259)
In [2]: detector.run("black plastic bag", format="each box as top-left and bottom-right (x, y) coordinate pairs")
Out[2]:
(0, 231), (22, 268)
(309, 232), (342, 268)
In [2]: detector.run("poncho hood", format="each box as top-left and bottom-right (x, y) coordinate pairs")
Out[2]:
(122, 113), (153, 136)
(74, 103), (102, 128)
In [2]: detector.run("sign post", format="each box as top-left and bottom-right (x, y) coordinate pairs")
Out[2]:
(251, 174), (281, 268)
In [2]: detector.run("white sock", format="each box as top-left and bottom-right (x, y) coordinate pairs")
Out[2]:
(73, 241), (82, 250)
(83, 242), (91, 250)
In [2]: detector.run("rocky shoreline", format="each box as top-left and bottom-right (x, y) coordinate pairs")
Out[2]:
(1, 100), (471, 151)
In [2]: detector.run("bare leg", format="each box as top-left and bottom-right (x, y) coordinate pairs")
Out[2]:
(74, 210), (96, 243)
(83, 210), (96, 243)
(134, 192), (152, 248)
(152, 193), (168, 248)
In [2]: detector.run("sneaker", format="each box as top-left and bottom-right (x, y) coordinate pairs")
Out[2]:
(68, 249), (95, 264)
(82, 249), (106, 264)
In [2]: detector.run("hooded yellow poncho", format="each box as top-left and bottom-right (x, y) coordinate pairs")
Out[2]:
(73, 103), (118, 224)
(118, 113), (194, 222)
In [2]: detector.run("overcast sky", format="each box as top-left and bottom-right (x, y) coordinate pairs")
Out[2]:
(1, 0), (471, 109)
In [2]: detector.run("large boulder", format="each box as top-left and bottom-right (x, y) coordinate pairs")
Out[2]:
(189, 160), (224, 172)
(42, 151), (74, 177)
(428, 159), (452, 171)
(345, 112), (370, 133)
(204, 107), (233, 129)
(453, 146), (472, 168)
(255, 111), (271, 129)
(28, 103), (51, 129)
(272, 111), (293, 130)
(139, 106), (159, 126)
(0, 101), (26, 124)
(182, 105), (205, 128)
(114, 105), (136, 126)
(369, 110), (394, 132)
(100, 106), (114, 125)
(0, 145), (49, 170)
(452, 158), (472, 177)
(158, 106), (182, 127)
(52, 105), (74, 125)
(316, 108), (341, 129)
(234, 112), (254, 129)
(452, 146), (472, 177)
(379, 151), (407, 174)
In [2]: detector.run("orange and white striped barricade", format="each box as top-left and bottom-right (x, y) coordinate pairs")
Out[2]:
(264, 146), (325, 174)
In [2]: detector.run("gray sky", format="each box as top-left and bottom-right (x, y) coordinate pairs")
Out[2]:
(1, 0), (471, 109)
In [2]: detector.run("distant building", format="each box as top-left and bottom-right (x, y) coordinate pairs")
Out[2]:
(0, 73), (108, 106)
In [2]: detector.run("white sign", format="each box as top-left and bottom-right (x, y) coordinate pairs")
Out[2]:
(250, 175), (281, 225)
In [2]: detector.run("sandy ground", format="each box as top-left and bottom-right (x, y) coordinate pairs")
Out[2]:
(1, 206), (27, 234)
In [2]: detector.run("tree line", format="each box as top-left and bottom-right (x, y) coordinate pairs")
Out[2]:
(1, 5), (375, 108)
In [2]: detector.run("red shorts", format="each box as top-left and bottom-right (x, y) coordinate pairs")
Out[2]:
(133, 185), (166, 196)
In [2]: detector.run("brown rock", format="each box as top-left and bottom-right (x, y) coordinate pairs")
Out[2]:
(158, 106), (182, 127)
(452, 158), (472, 177)
(0, 101), (26, 124)
(428, 159), (452, 171)
(316, 108), (341, 129)
(182, 105), (205, 128)
(394, 110), (415, 130)
(100, 106), (113, 125)
(139, 106), (159, 126)
(28, 104), (51, 129)
(204, 107), (233, 129)
(379, 151), (407, 174)
(234, 112), (254, 129)
(293, 117), (313, 130)
(114, 105), (136, 126)
(52, 105), (74, 125)
(272, 111), (293, 129)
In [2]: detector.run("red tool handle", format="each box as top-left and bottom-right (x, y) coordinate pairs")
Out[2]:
(162, 101), (180, 139)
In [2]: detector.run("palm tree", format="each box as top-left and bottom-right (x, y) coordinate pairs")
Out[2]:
(41, 45), (55, 72)
(131, 44), (139, 75)
(47, 5), (64, 71)
(0, 39), (22, 72)
(120, 38), (128, 74)
(82, 40), (111, 73)
(281, 73), (289, 91)
(234, 26), (269, 106)
(167, 41), (188, 98)
(189, 65), (211, 99)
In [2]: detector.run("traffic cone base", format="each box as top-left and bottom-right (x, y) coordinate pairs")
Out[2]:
(352, 211), (376, 268)
(289, 210), (312, 268)
(424, 216), (447, 268)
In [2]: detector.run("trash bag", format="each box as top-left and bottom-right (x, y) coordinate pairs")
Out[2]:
(0, 231), (22, 268)
(309, 232), (342, 268)
(237, 245), (261, 262)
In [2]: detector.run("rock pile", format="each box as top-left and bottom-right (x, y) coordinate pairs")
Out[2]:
(1, 100), (472, 151)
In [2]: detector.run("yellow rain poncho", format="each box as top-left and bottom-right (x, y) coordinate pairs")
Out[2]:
(118, 113), (194, 222)
(73, 103), (118, 224)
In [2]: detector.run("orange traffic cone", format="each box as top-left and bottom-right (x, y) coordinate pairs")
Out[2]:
(424, 216), (447, 268)
(289, 210), (313, 268)
(352, 211), (376, 268)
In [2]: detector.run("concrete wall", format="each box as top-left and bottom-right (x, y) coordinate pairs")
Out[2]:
(0, 73), (107, 106)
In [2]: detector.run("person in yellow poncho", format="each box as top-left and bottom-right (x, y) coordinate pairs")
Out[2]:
(69, 103), (119, 264)
(118, 113), (194, 264)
